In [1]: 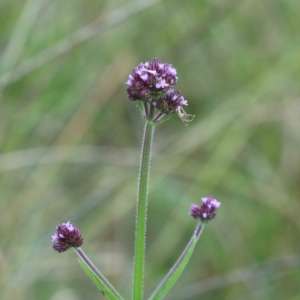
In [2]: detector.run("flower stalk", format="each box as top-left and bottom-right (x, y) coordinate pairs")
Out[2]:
(148, 223), (204, 300)
(74, 248), (123, 300)
(133, 120), (155, 300)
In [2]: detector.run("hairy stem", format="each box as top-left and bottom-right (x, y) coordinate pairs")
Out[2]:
(149, 223), (204, 300)
(133, 120), (155, 300)
(75, 247), (123, 300)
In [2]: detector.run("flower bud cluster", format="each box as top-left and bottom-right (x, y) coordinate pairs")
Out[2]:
(51, 221), (83, 253)
(189, 196), (221, 223)
(153, 89), (187, 114)
(126, 58), (193, 125)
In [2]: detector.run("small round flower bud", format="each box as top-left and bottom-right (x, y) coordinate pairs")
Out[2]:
(189, 196), (221, 223)
(51, 221), (83, 253)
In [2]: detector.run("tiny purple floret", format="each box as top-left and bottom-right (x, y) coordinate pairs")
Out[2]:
(189, 196), (221, 223)
(51, 221), (83, 253)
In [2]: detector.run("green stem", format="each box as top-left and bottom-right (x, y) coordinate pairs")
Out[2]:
(133, 120), (155, 300)
(148, 223), (204, 300)
(74, 248), (123, 300)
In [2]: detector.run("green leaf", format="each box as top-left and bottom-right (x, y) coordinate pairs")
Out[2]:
(78, 259), (120, 300)
(148, 223), (204, 300)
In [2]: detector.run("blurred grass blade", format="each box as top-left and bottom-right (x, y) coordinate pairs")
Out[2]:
(75, 248), (123, 300)
(148, 223), (204, 300)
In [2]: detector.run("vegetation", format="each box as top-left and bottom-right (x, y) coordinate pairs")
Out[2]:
(0, 0), (300, 299)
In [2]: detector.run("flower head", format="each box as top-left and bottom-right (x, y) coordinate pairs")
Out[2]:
(153, 89), (187, 115)
(51, 221), (83, 253)
(151, 88), (194, 125)
(126, 58), (178, 102)
(126, 58), (194, 125)
(189, 196), (221, 223)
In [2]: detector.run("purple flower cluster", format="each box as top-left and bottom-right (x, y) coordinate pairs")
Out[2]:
(51, 222), (83, 253)
(189, 196), (221, 223)
(126, 58), (178, 102)
(126, 58), (193, 124)
(153, 89), (188, 115)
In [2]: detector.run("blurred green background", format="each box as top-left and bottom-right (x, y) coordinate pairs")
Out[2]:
(1, 0), (300, 299)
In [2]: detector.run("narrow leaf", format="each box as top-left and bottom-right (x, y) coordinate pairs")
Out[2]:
(148, 223), (204, 300)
